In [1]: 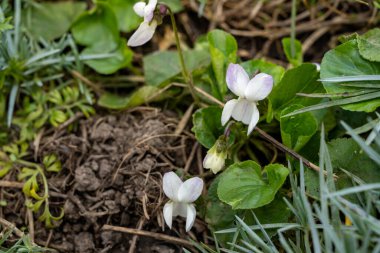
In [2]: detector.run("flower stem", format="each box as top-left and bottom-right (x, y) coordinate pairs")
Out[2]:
(168, 8), (199, 103)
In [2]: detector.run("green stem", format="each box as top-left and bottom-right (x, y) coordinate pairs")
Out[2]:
(168, 8), (199, 103)
(290, 0), (297, 58)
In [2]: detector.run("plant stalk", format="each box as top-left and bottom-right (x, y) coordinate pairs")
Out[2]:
(168, 8), (199, 103)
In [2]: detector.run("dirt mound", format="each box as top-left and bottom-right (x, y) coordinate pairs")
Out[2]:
(2, 108), (204, 252)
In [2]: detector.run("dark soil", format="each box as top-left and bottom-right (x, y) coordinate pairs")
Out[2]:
(1, 108), (206, 252)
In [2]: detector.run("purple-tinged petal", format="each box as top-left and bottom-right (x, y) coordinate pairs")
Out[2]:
(245, 73), (273, 101)
(163, 171), (182, 201)
(226, 63), (249, 97)
(144, 0), (157, 22)
(127, 20), (157, 47)
(221, 99), (238, 126)
(178, 177), (203, 203)
(133, 2), (146, 17)
(247, 104), (259, 135)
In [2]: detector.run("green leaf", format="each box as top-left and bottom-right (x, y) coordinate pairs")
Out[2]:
(358, 28), (380, 62)
(0, 162), (12, 178)
(143, 49), (210, 86)
(82, 40), (133, 74)
(160, 0), (184, 12)
(282, 37), (303, 66)
(280, 105), (318, 152)
(207, 29), (238, 97)
(269, 63), (323, 118)
(192, 106), (224, 149)
(71, 2), (119, 50)
(241, 59), (285, 87)
(206, 175), (236, 244)
(98, 85), (173, 109)
(23, 2), (86, 40)
(43, 154), (62, 173)
(217, 161), (289, 209)
(106, 0), (141, 32)
(328, 138), (380, 184)
(320, 40), (380, 112)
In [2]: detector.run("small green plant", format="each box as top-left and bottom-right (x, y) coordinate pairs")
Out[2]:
(1, 143), (63, 228)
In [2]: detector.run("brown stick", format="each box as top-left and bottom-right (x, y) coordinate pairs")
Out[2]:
(0, 180), (24, 188)
(0, 217), (25, 238)
(102, 224), (194, 248)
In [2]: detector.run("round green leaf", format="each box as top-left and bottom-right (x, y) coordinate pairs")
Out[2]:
(23, 2), (86, 41)
(321, 40), (380, 112)
(358, 28), (380, 62)
(217, 161), (289, 209)
(82, 40), (132, 74)
(192, 106), (224, 149)
(71, 2), (119, 50)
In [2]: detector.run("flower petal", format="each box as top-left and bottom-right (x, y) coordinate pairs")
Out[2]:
(127, 20), (157, 47)
(163, 202), (173, 229)
(178, 177), (203, 203)
(245, 73), (273, 101)
(247, 104), (260, 135)
(133, 2), (146, 17)
(221, 99), (238, 126)
(173, 202), (188, 217)
(226, 63), (249, 97)
(144, 0), (157, 22)
(232, 99), (255, 125)
(185, 204), (196, 232)
(163, 171), (183, 201)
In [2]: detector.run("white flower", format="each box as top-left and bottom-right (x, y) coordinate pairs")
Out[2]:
(127, 0), (158, 47)
(203, 140), (227, 174)
(163, 172), (203, 232)
(222, 63), (273, 135)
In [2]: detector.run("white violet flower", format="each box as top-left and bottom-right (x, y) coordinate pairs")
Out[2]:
(203, 139), (227, 174)
(163, 172), (203, 232)
(127, 0), (158, 47)
(222, 63), (274, 135)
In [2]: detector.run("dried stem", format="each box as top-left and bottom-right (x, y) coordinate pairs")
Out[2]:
(102, 224), (194, 248)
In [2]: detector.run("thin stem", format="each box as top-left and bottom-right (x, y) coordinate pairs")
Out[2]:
(168, 8), (199, 103)
(290, 0), (297, 58)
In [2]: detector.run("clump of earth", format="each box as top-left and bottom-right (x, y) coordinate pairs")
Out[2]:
(2, 108), (206, 252)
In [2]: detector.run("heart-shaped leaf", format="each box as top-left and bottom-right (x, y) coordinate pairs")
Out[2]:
(218, 161), (289, 209)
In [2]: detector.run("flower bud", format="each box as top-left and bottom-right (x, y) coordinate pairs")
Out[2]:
(203, 137), (228, 174)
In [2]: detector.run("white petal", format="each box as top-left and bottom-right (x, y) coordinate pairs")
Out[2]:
(133, 2), (146, 17)
(163, 202), (173, 229)
(226, 63), (249, 97)
(173, 202), (188, 218)
(247, 104), (260, 135)
(163, 171), (183, 201)
(185, 204), (196, 232)
(221, 99), (238, 126)
(144, 0), (157, 22)
(245, 73), (273, 101)
(177, 177), (203, 203)
(232, 99), (255, 125)
(127, 20), (157, 47)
